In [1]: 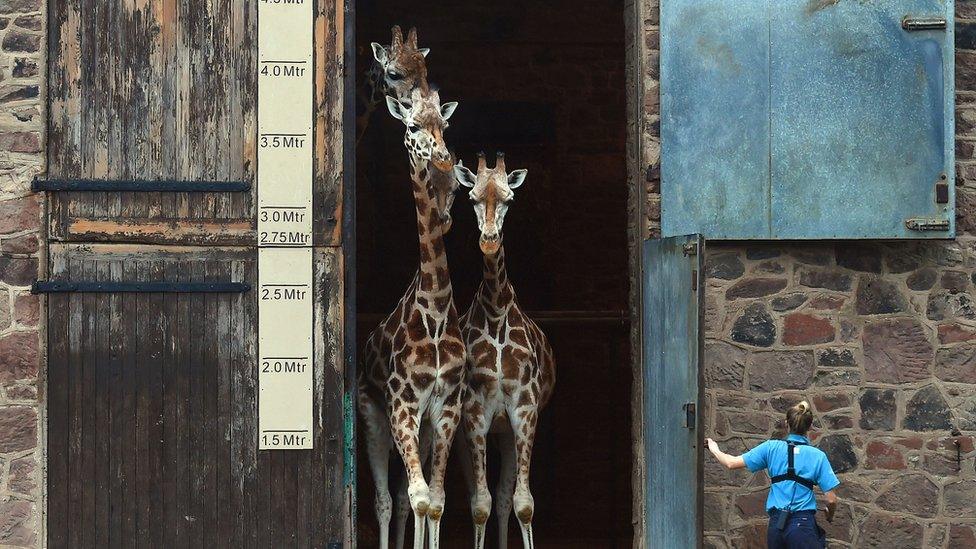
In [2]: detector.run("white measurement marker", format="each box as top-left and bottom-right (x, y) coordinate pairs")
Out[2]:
(257, 0), (314, 450)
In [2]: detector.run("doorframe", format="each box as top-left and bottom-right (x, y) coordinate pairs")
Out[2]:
(341, 0), (359, 542)
(625, 0), (649, 547)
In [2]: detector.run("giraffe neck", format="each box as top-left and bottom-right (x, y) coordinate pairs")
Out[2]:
(479, 241), (514, 314)
(410, 159), (452, 304)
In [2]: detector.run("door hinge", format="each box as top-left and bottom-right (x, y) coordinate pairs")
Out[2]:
(683, 402), (696, 429)
(682, 241), (698, 256)
(905, 217), (950, 232)
(902, 16), (947, 31)
(691, 269), (698, 291)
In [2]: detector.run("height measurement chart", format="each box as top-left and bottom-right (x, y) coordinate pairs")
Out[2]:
(257, 0), (314, 450)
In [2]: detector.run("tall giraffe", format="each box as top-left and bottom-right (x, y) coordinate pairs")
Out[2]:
(357, 25), (429, 145)
(358, 25), (459, 233)
(359, 87), (466, 549)
(454, 153), (556, 549)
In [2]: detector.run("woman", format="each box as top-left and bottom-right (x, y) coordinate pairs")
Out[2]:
(706, 401), (839, 549)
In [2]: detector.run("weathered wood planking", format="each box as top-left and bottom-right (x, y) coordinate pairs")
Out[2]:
(46, 0), (344, 247)
(46, 244), (346, 547)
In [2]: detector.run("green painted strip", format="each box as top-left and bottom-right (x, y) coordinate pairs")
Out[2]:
(343, 390), (355, 488)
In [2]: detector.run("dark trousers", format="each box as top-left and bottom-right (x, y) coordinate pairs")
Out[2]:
(767, 509), (826, 549)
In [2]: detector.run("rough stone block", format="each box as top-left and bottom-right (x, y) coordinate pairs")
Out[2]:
(817, 434), (857, 473)
(865, 440), (906, 469)
(0, 331), (37, 383)
(798, 268), (852, 291)
(749, 351), (815, 391)
(731, 303), (776, 347)
(706, 252), (744, 280)
(783, 313), (835, 346)
(935, 344), (976, 383)
(725, 277), (788, 300)
(877, 475), (939, 518)
(903, 385), (953, 431)
(858, 513), (923, 548)
(771, 293), (807, 312)
(704, 341), (746, 389)
(859, 388), (896, 430)
(907, 267), (938, 291)
(855, 275), (908, 315)
(862, 319), (933, 383)
(0, 406), (36, 453)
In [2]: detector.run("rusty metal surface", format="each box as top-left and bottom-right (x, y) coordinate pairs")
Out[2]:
(661, 0), (955, 240)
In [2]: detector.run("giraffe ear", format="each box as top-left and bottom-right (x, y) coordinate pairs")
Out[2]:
(385, 96), (407, 121)
(507, 169), (528, 190)
(440, 101), (458, 121)
(454, 164), (477, 188)
(419, 48), (430, 58)
(371, 42), (389, 65)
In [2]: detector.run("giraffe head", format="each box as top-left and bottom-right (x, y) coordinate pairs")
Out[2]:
(454, 152), (527, 255)
(386, 87), (458, 173)
(371, 26), (429, 101)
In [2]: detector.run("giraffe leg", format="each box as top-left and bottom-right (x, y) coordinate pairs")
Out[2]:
(495, 430), (517, 549)
(360, 395), (394, 549)
(426, 385), (464, 549)
(395, 432), (432, 549)
(462, 404), (492, 549)
(389, 398), (429, 549)
(509, 406), (539, 549)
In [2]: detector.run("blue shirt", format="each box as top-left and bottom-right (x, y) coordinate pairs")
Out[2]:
(741, 434), (840, 512)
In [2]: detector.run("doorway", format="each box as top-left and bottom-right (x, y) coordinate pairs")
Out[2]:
(355, 1), (632, 546)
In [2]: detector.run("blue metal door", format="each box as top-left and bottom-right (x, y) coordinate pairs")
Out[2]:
(662, 0), (955, 240)
(643, 234), (704, 548)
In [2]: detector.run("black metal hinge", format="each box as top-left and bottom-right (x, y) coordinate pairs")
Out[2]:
(32, 178), (250, 192)
(32, 281), (251, 294)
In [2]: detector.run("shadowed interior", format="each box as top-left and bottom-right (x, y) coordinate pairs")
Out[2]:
(356, 1), (631, 545)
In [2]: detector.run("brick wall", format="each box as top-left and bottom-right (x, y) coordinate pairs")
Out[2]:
(0, 0), (44, 547)
(639, 1), (976, 547)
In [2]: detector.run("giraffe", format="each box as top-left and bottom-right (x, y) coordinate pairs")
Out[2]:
(358, 87), (466, 549)
(358, 25), (459, 233)
(454, 152), (556, 549)
(357, 25), (429, 145)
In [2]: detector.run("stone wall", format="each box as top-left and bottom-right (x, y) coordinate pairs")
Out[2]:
(639, 1), (976, 547)
(0, 0), (44, 547)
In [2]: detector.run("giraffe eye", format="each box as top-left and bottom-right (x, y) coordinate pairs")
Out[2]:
(408, 124), (421, 133)
(388, 71), (404, 81)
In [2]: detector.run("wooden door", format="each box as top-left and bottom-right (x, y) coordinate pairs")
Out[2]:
(642, 234), (704, 548)
(43, 0), (355, 546)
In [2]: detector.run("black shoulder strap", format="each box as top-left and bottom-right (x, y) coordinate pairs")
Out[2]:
(770, 441), (816, 490)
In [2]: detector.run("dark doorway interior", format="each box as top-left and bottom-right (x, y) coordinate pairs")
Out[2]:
(356, 1), (631, 546)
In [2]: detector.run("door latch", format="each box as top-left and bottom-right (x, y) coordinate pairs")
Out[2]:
(683, 402), (696, 429)
(902, 16), (947, 31)
(906, 217), (950, 231)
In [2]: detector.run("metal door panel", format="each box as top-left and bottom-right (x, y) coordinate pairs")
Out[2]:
(643, 235), (704, 548)
(661, 0), (771, 239)
(770, 0), (954, 238)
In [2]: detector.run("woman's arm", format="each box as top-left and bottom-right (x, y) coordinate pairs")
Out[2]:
(823, 490), (838, 523)
(706, 438), (746, 470)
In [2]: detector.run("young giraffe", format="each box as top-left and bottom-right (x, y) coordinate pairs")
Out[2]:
(454, 153), (556, 549)
(359, 87), (466, 549)
(357, 25), (429, 145)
